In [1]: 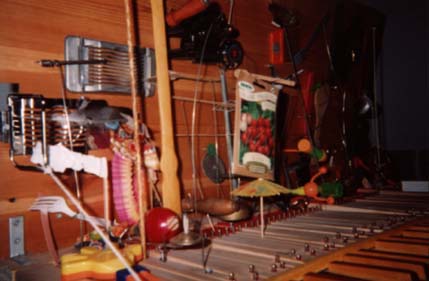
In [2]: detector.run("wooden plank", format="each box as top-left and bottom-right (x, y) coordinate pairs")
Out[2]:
(322, 204), (408, 215)
(358, 249), (429, 264)
(402, 230), (429, 239)
(408, 226), (429, 232)
(342, 253), (427, 280)
(375, 239), (429, 256)
(389, 235), (429, 244)
(303, 272), (367, 281)
(328, 261), (418, 281)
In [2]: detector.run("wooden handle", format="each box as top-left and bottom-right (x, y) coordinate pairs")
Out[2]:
(234, 68), (296, 87)
(150, 0), (182, 215)
(124, 0), (147, 258)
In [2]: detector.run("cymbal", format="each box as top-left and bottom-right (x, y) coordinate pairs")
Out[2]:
(169, 231), (202, 247)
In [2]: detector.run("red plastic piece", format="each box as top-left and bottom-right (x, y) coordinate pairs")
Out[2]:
(269, 28), (284, 65)
(166, 0), (209, 27)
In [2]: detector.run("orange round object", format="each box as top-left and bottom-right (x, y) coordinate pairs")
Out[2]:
(318, 166), (328, 174)
(297, 138), (312, 153)
(326, 196), (335, 205)
(304, 182), (319, 198)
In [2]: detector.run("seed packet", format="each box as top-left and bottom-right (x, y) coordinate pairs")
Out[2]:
(232, 70), (280, 180)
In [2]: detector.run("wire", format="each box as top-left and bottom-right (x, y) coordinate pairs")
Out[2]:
(58, 66), (85, 246)
(190, 17), (219, 211)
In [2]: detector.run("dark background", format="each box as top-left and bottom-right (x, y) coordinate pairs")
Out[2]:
(354, 0), (428, 180)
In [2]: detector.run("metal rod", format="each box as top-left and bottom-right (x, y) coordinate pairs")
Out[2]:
(372, 27), (381, 169)
(172, 95), (233, 108)
(37, 59), (106, 67)
(175, 133), (231, 137)
(219, 68), (238, 189)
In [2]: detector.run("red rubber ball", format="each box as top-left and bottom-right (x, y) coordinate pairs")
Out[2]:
(145, 207), (181, 244)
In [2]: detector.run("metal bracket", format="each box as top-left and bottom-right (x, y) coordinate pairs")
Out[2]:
(9, 216), (24, 258)
(0, 266), (16, 281)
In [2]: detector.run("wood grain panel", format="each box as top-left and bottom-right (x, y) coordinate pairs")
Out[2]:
(0, 0), (276, 258)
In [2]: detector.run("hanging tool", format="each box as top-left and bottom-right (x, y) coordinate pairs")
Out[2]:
(167, 1), (243, 69)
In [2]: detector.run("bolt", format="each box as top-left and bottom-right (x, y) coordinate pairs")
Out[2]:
(304, 243), (310, 251)
(271, 263), (277, 272)
(248, 264), (255, 273)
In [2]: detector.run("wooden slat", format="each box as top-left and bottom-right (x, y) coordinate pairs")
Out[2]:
(402, 230), (429, 239)
(389, 235), (429, 244)
(358, 249), (429, 264)
(342, 253), (427, 280)
(328, 261), (418, 281)
(303, 272), (366, 281)
(375, 239), (429, 256)
(408, 226), (429, 232)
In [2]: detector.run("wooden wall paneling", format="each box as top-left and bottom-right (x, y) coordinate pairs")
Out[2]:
(0, 0), (281, 258)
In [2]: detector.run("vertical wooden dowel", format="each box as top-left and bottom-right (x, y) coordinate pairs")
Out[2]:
(103, 176), (111, 230)
(260, 196), (264, 238)
(123, 0), (147, 257)
(150, 0), (182, 215)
